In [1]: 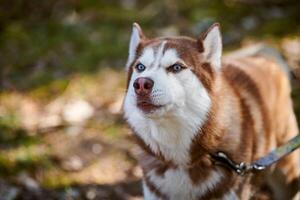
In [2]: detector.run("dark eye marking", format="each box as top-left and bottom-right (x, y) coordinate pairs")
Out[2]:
(166, 63), (186, 73)
(135, 63), (146, 72)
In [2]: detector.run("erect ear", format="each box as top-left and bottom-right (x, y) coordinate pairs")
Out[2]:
(200, 23), (222, 70)
(126, 23), (146, 70)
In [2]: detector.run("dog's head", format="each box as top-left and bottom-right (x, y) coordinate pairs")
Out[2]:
(124, 22), (222, 116)
(123, 24), (222, 152)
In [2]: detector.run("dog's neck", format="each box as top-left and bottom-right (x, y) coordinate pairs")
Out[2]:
(138, 107), (209, 165)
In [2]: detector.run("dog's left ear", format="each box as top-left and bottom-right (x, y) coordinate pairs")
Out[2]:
(126, 23), (146, 70)
(199, 23), (222, 70)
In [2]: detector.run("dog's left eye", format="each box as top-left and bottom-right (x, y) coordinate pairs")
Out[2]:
(135, 63), (146, 72)
(167, 63), (184, 73)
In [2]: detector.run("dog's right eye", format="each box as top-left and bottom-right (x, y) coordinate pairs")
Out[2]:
(135, 63), (146, 72)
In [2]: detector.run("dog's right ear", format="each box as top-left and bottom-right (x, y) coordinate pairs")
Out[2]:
(126, 23), (145, 70)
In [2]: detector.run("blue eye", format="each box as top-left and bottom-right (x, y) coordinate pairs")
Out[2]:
(135, 63), (146, 72)
(167, 63), (184, 73)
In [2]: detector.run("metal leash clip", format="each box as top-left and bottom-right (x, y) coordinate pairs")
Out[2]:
(212, 152), (265, 176)
(211, 135), (300, 176)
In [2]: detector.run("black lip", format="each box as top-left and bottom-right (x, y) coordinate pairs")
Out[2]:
(137, 101), (162, 113)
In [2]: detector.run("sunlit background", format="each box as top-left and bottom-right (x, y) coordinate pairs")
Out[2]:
(0, 0), (299, 199)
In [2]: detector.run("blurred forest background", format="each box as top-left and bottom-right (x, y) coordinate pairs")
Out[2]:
(0, 0), (300, 199)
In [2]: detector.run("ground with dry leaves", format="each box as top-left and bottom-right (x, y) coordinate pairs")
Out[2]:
(0, 69), (144, 200)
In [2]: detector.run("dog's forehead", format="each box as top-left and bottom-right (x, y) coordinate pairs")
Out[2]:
(137, 37), (201, 67)
(138, 41), (165, 67)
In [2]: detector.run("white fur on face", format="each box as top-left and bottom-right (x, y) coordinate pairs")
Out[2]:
(139, 47), (155, 67)
(124, 42), (211, 164)
(160, 48), (182, 67)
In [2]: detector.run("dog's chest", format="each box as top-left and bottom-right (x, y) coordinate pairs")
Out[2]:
(145, 167), (223, 200)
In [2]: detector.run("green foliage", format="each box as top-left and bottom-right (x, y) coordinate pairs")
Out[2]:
(1, 0), (299, 91)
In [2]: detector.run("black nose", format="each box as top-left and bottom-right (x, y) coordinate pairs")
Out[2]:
(133, 77), (154, 96)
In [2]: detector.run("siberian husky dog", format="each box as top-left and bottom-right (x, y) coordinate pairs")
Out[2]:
(123, 23), (300, 200)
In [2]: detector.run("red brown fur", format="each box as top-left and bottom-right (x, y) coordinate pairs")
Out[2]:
(124, 23), (300, 200)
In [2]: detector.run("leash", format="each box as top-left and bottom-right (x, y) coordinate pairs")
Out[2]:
(211, 134), (300, 176)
